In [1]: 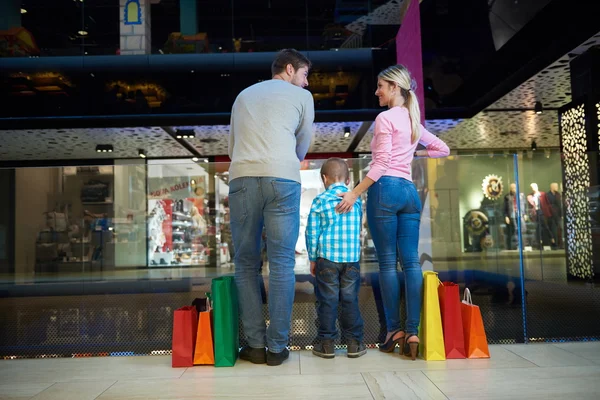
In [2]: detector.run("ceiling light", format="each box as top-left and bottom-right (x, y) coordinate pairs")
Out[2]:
(531, 141), (537, 151)
(191, 179), (196, 185)
(192, 157), (199, 162)
(21, 8), (27, 14)
(176, 135), (182, 139)
(343, 126), (351, 138)
(203, 159), (209, 163)
(95, 144), (113, 153)
(78, 30), (88, 36)
(138, 149), (146, 158)
(535, 101), (543, 114)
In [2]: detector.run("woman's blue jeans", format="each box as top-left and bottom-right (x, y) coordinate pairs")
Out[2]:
(367, 176), (423, 335)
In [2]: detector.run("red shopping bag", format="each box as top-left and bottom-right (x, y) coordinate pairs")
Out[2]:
(461, 289), (490, 359)
(438, 282), (466, 359)
(172, 306), (198, 367)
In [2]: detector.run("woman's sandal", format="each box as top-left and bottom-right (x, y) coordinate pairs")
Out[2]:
(378, 329), (405, 353)
(403, 334), (420, 360)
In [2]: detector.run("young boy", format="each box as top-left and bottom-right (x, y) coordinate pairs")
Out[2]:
(305, 158), (366, 359)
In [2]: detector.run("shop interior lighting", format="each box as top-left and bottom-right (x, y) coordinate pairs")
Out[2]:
(531, 141), (537, 151)
(535, 101), (543, 114)
(138, 149), (146, 158)
(192, 157), (199, 162)
(343, 126), (351, 138)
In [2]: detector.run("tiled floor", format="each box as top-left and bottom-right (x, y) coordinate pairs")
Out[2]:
(1, 343), (600, 399)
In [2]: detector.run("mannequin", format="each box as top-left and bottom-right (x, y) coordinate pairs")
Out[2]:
(546, 182), (563, 248)
(503, 183), (526, 250)
(527, 183), (554, 248)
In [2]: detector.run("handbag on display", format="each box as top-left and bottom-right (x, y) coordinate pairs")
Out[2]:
(36, 231), (59, 262)
(81, 180), (109, 203)
(461, 288), (491, 359)
(45, 211), (68, 232)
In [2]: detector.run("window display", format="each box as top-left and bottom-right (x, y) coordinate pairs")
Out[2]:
(147, 161), (210, 267)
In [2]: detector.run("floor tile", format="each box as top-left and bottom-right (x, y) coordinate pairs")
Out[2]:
(97, 374), (372, 400)
(552, 342), (600, 362)
(0, 382), (54, 400)
(181, 352), (300, 378)
(0, 356), (184, 383)
(299, 346), (536, 375)
(502, 343), (597, 367)
(362, 371), (448, 400)
(30, 380), (116, 400)
(424, 366), (600, 400)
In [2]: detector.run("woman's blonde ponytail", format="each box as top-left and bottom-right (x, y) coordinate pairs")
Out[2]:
(406, 90), (421, 144)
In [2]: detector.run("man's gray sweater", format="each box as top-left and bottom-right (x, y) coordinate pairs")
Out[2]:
(228, 79), (315, 183)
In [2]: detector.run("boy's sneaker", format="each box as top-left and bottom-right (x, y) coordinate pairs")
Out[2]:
(347, 339), (367, 358)
(266, 348), (290, 366)
(312, 339), (335, 359)
(239, 346), (267, 364)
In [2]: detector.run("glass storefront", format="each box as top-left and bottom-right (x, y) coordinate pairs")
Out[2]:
(1, 151), (599, 358)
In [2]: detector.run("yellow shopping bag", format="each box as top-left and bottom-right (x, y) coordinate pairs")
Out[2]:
(418, 271), (446, 360)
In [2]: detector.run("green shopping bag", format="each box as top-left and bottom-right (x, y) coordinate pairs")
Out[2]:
(212, 276), (239, 367)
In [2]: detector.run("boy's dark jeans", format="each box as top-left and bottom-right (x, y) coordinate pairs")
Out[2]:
(315, 258), (364, 342)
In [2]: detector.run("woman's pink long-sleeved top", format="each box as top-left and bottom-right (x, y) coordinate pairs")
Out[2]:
(366, 106), (450, 182)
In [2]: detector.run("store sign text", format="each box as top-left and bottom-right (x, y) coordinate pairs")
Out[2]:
(150, 181), (191, 197)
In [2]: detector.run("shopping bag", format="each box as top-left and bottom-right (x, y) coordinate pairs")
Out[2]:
(171, 306), (198, 367)
(212, 276), (239, 367)
(438, 282), (466, 359)
(418, 271), (446, 360)
(461, 288), (490, 359)
(193, 295), (215, 365)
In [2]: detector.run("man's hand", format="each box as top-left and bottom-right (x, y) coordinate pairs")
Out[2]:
(310, 261), (316, 277)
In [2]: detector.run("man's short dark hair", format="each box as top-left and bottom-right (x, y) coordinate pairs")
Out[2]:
(271, 49), (312, 76)
(320, 158), (349, 183)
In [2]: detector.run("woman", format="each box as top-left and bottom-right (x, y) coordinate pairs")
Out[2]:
(337, 65), (449, 359)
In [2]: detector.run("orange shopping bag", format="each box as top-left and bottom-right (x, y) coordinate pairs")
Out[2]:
(193, 296), (215, 365)
(460, 288), (490, 359)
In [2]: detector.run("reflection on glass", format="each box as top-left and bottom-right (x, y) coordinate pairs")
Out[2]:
(5, 152), (600, 352)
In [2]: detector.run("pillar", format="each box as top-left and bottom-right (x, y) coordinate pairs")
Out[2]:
(119, 0), (152, 55)
(0, 0), (21, 30)
(559, 47), (600, 280)
(180, 0), (198, 36)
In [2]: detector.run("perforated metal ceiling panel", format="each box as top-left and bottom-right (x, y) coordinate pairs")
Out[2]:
(0, 127), (191, 161)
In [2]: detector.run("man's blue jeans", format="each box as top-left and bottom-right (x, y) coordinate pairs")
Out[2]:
(314, 258), (364, 342)
(367, 176), (423, 335)
(229, 177), (301, 353)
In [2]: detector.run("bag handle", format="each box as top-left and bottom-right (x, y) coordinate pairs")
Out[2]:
(462, 288), (473, 305)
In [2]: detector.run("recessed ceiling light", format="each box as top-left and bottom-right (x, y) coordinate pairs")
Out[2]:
(21, 9), (27, 14)
(138, 149), (146, 158)
(78, 30), (88, 36)
(192, 157), (199, 162)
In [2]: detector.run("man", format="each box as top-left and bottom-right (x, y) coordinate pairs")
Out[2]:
(228, 49), (315, 366)
(546, 182), (563, 248)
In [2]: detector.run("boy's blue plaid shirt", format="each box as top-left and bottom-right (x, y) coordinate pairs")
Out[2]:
(305, 183), (362, 263)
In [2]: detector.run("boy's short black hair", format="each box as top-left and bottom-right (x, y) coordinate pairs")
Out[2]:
(271, 49), (312, 76)
(320, 158), (349, 182)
